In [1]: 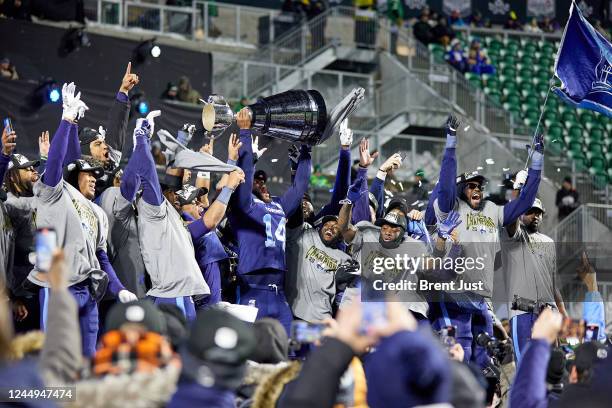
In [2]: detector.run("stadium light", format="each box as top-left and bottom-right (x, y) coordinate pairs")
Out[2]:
(133, 39), (161, 66)
(130, 92), (149, 117)
(26, 79), (61, 111)
(48, 87), (61, 103)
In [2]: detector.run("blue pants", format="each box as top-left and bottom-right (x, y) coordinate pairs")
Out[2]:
(510, 313), (537, 363)
(149, 296), (196, 322)
(40, 280), (98, 358)
(237, 272), (293, 336)
(195, 262), (222, 310)
(429, 297), (493, 368)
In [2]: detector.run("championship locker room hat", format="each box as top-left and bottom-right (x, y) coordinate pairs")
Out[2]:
(375, 211), (407, 231)
(254, 169), (267, 183)
(7, 153), (40, 171)
(105, 300), (166, 334)
(66, 159), (104, 179)
(175, 184), (206, 206)
(385, 197), (409, 215)
(529, 198), (546, 214)
(456, 170), (488, 187)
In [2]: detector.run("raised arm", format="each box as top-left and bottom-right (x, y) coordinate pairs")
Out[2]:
(231, 109), (255, 211)
(279, 144), (312, 217)
(129, 111), (163, 206)
(108, 63), (137, 159)
(371, 153), (403, 219)
(0, 125), (16, 182)
(437, 115), (461, 214)
(338, 175), (366, 244)
(44, 83), (88, 187)
(502, 135), (544, 226)
(316, 147), (351, 219)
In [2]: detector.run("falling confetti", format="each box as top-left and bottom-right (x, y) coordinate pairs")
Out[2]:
(503, 167), (510, 171)
(399, 182), (404, 191)
(551, 139), (559, 143)
(271, 158), (278, 163)
(411, 200), (419, 206)
(556, 168), (561, 172)
(418, 180), (422, 187)
(390, 179), (397, 185)
(417, 202), (424, 208)
(428, 190), (433, 194)
(464, 125), (471, 132)
(485, 158), (495, 165)
(477, 166), (483, 170)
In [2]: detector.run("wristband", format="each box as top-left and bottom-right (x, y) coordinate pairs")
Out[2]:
(227, 159), (237, 166)
(376, 169), (387, 180)
(197, 171), (210, 180)
(216, 186), (234, 205)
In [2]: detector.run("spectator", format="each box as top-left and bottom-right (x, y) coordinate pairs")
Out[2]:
(162, 83), (179, 101)
(504, 11), (522, 30)
(448, 9), (466, 27)
(539, 16), (558, 33)
(0, 57), (19, 80)
(555, 176), (579, 221)
(232, 96), (249, 113)
(525, 17), (542, 33)
(410, 168), (429, 202)
(433, 16), (455, 47)
(447, 39), (468, 73)
(470, 11), (484, 27)
(413, 12), (434, 45)
(467, 39), (495, 75)
(177, 76), (202, 104)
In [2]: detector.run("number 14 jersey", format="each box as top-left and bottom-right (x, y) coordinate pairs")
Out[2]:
(230, 196), (287, 275)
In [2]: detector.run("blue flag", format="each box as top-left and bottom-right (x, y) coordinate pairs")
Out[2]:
(553, 2), (612, 117)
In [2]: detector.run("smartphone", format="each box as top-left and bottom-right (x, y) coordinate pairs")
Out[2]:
(3, 118), (13, 134)
(584, 324), (599, 342)
(361, 302), (387, 334)
(35, 228), (57, 272)
(439, 325), (457, 348)
(290, 321), (326, 344)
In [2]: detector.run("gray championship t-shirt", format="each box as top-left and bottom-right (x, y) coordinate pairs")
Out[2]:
(136, 197), (209, 298)
(0, 201), (15, 292)
(28, 181), (106, 290)
(434, 198), (503, 298)
(343, 221), (430, 317)
(501, 224), (556, 318)
(98, 187), (147, 298)
(285, 223), (353, 322)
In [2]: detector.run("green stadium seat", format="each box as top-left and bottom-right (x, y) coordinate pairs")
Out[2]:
(489, 39), (503, 52)
(570, 153), (588, 171)
(503, 93), (521, 105)
(586, 126), (606, 142)
(589, 169), (608, 189)
(523, 42), (538, 54)
(545, 122), (564, 139)
(567, 125), (584, 139)
(484, 87), (502, 103)
(561, 111), (578, 123)
(523, 110), (540, 122)
(485, 76), (500, 89)
(505, 40), (520, 54)
(543, 110), (558, 122)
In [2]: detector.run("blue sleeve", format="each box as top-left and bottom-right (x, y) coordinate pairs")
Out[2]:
(370, 175), (385, 219)
(130, 135), (162, 206)
(0, 153), (10, 184)
(231, 129), (254, 211)
(43, 120), (75, 187)
(583, 291), (606, 341)
(424, 184), (440, 226)
(509, 339), (550, 408)
(279, 145), (312, 217)
(437, 148), (457, 213)
(96, 249), (126, 296)
(187, 218), (211, 241)
(119, 159), (141, 202)
(503, 168), (540, 226)
(37, 157), (47, 176)
(316, 148), (351, 219)
(351, 167), (370, 224)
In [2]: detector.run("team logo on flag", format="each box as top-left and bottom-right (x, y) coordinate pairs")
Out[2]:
(443, 0), (471, 17)
(527, 0), (555, 17)
(488, 0), (510, 15)
(592, 51), (612, 95)
(405, 0), (427, 10)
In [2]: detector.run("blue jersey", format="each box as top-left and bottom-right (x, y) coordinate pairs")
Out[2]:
(229, 197), (288, 274)
(229, 130), (311, 276)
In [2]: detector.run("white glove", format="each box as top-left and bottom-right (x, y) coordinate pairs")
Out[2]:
(380, 153), (403, 172)
(118, 289), (138, 303)
(145, 110), (161, 136)
(513, 169), (528, 190)
(252, 136), (268, 160)
(98, 126), (106, 140)
(61, 82), (89, 122)
(339, 118), (353, 146)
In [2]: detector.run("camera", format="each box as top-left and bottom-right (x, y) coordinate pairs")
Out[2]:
(476, 332), (513, 364)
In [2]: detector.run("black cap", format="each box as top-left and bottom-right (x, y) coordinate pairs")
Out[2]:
(79, 127), (103, 146)
(303, 192), (312, 203)
(386, 197), (408, 215)
(573, 341), (607, 373)
(375, 211), (407, 231)
(105, 300), (166, 334)
(7, 154), (40, 171)
(66, 159), (104, 179)
(186, 308), (256, 366)
(157, 303), (188, 350)
(547, 348), (566, 384)
(456, 170), (488, 186)
(250, 318), (289, 364)
(254, 169), (267, 183)
(318, 214), (339, 227)
(175, 184), (205, 206)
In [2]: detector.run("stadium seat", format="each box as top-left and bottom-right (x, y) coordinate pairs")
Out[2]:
(589, 168), (608, 189)
(484, 87), (502, 103)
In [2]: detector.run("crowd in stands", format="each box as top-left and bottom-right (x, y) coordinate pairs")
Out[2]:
(0, 58), (609, 407)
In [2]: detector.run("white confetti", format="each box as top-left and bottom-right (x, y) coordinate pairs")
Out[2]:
(390, 179), (396, 185)
(428, 190), (433, 194)
(485, 158), (495, 165)
(477, 166), (483, 170)
(418, 180), (422, 187)
(498, 184), (505, 187)
(411, 200), (419, 206)
(464, 125), (471, 132)
(271, 158), (278, 163)
(556, 168), (561, 172)
(503, 167), (510, 171)
(399, 182), (404, 191)
(417, 202), (424, 208)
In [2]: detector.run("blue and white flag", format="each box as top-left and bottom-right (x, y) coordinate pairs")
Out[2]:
(553, 2), (612, 117)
